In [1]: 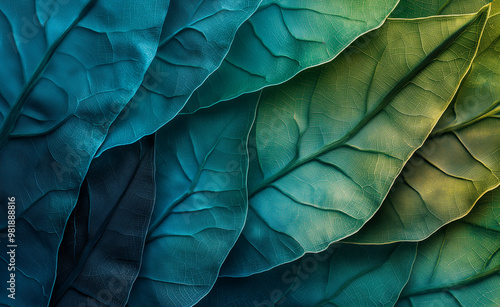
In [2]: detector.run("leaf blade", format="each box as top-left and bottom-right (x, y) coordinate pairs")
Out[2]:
(199, 243), (417, 307)
(96, 0), (262, 155)
(0, 1), (169, 305)
(396, 187), (500, 306)
(128, 94), (258, 306)
(391, 0), (493, 18)
(50, 136), (156, 307)
(220, 7), (490, 277)
(346, 3), (500, 243)
(182, 0), (400, 114)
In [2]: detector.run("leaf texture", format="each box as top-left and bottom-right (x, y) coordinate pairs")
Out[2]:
(219, 7), (490, 277)
(0, 1), (166, 146)
(97, 0), (262, 155)
(347, 3), (500, 243)
(182, 0), (400, 114)
(0, 1), (169, 305)
(50, 136), (156, 307)
(391, 0), (493, 18)
(199, 243), (416, 307)
(396, 187), (500, 306)
(128, 94), (258, 306)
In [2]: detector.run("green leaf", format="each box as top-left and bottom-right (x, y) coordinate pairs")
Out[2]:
(182, 0), (400, 114)
(391, 0), (492, 18)
(0, 1), (168, 305)
(50, 136), (155, 306)
(128, 94), (258, 306)
(97, 0), (261, 155)
(346, 3), (500, 243)
(220, 7), (490, 277)
(199, 243), (416, 306)
(435, 0), (500, 131)
(396, 187), (500, 306)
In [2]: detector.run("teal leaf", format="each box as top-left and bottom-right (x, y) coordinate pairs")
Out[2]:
(346, 3), (500, 243)
(182, 0), (400, 114)
(199, 243), (416, 306)
(391, 0), (492, 18)
(50, 136), (156, 306)
(128, 94), (258, 306)
(97, 0), (262, 155)
(0, 1), (169, 305)
(220, 7), (490, 277)
(396, 187), (500, 306)
(0, 0), (167, 147)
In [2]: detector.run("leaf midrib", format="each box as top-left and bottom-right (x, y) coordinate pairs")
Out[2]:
(249, 10), (486, 198)
(0, 0), (99, 151)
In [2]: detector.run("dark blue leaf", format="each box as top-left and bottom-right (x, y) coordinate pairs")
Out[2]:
(49, 136), (156, 307)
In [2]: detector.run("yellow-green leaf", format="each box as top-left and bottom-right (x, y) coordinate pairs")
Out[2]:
(220, 7), (490, 277)
(346, 3), (500, 244)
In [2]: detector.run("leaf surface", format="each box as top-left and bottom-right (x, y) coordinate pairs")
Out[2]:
(347, 3), (500, 243)
(182, 0), (400, 114)
(220, 7), (490, 277)
(128, 94), (258, 306)
(97, 0), (261, 155)
(396, 187), (500, 306)
(391, 0), (492, 18)
(0, 0), (166, 146)
(199, 243), (416, 307)
(50, 136), (156, 307)
(0, 1), (168, 305)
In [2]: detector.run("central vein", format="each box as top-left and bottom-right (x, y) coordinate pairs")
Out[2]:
(249, 11), (484, 197)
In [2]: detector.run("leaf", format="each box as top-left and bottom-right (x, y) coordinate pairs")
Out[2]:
(0, 0), (167, 147)
(219, 7), (490, 278)
(0, 1), (168, 305)
(127, 94), (258, 306)
(435, 0), (500, 131)
(96, 0), (262, 155)
(390, 0), (493, 18)
(346, 3), (500, 243)
(181, 0), (400, 114)
(49, 136), (156, 306)
(396, 187), (500, 306)
(198, 243), (416, 307)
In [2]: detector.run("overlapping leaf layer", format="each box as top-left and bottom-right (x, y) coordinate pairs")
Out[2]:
(0, 0), (498, 306)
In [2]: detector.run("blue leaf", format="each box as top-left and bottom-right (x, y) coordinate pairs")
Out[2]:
(96, 0), (262, 155)
(128, 93), (258, 306)
(0, 1), (167, 146)
(50, 136), (156, 307)
(0, 1), (169, 305)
